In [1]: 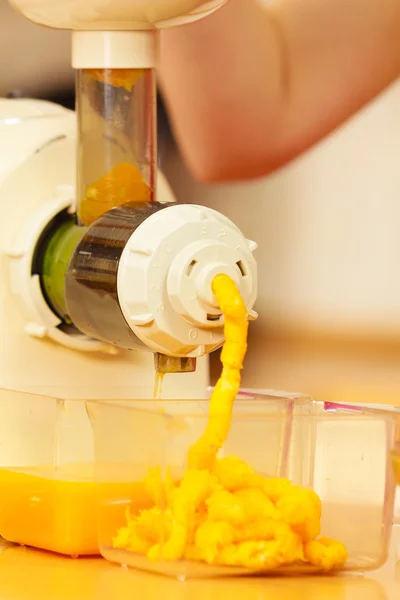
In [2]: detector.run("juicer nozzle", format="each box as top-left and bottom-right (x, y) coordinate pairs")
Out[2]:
(154, 353), (196, 374)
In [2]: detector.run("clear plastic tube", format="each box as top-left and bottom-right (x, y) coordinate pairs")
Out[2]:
(76, 68), (157, 226)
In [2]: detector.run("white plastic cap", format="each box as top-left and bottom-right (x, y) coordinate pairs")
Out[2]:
(117, 204), (258, 358)
(72, 31), (158, 69)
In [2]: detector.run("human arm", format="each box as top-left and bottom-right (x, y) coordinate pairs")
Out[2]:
(159, 0), (400, 182)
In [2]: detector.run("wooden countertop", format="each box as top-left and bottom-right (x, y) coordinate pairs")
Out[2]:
(0, 528), (399, 600)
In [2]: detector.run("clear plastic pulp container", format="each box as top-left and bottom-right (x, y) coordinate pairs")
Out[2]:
(87, 390), (400, 578)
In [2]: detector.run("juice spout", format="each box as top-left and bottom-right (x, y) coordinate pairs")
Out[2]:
(154, 353), (196, 374)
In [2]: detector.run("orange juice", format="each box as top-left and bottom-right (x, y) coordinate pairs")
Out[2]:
(0, 466), (152, 557)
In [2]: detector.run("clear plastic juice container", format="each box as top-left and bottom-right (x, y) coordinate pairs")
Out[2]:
(0, 388), (170, 557)
(0, 389), (99, 556)
(88, 390), (400, 578)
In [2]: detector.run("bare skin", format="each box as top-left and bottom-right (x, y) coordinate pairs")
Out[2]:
(159, 0), (400, 182)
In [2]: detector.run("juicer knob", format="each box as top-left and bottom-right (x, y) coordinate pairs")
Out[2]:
(117, 203), (258, 357)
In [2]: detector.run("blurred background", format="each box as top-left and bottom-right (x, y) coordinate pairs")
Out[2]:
(2, 0), (400, 405)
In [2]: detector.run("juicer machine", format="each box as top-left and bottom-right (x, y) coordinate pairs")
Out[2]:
(1, 5), (400, 575)
(0, 0), (258, 402)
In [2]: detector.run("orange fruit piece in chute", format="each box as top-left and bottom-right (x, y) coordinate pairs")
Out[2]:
(78, 162), (151, 226)
(85, 69), (146, 92)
